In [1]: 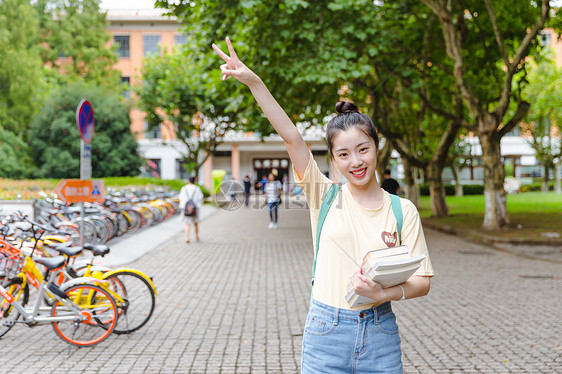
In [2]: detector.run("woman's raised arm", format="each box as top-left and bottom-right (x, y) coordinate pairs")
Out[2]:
(212, 37), (310, 178)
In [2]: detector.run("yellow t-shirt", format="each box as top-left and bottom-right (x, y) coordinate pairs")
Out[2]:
(294, 153), (434, 310)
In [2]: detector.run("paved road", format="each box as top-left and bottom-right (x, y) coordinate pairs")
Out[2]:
(1, 198), (560, 373)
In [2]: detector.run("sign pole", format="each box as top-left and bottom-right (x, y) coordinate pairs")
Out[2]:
(76, 99), (95, 245)
(79, 139), (91, 244)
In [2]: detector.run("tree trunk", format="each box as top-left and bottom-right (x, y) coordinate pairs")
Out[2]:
(450, 163), (464, 196)
(555, 162), (561, 193)
(402, 157), (419, 208)
(427, 162), (449, 217)
(542, 164), (550, 192)
(479, 133), (510, 230)
(376, 140), (393, 183)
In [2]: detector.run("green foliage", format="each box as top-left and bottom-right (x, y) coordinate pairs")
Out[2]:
(419, 192), (562, 239)
(28, 82), (142, 178)
(136, 48), (245, 175)
(0, 0), (44, 136)
(520, 182), (554, 192)
(103, 176), (186, 191)
(0, 126), (35, 178)
(419, 184), (484, 196)
(156, 0), (462, 216)
(35, 0), (120, 89)
(521, 58), (562, 170)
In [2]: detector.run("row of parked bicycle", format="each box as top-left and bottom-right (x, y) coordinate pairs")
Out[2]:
(33, 188), (180, 245)
(0, 210), (158, 346)
(0, 188), (181, 346)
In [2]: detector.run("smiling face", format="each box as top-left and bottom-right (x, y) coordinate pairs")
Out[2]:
(331, 127), (378, 189)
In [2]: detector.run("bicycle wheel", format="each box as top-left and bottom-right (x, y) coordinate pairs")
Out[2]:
(126, 209), (142, 231)
(89, 217), (110, 244)
(0, 278), (29, 338)
(57, 223), (82, 247)
(51, 284), (117, 346)
(103, 271), (156, 334)
(139, 206), (155, 227)
(72, 218), (96, 244)
(115, 212), (129, 236)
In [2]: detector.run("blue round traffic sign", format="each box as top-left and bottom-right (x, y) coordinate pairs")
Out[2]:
(76, 99), (95, 144)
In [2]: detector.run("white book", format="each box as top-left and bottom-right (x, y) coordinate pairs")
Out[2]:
(344, 245), (411, 295)
(345, 251), (426, 308)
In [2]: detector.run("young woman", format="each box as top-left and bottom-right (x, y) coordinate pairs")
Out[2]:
(179, 176), (204, 243)
(213, 38), (434, 373)
(264, 172), (283, 229)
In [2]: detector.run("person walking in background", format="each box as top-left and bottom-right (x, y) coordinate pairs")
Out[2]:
(381, 169), (402, 196)
(243, 175), (252, 207)
(179, 176), (204, 243)
(260, 175), (268, 195)
(213, 38), (433, 373)
(264, 172), (283, 229)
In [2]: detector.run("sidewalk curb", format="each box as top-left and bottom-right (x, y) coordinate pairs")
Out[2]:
(422, 220), (562, 263)
(102, 204), (220, 267)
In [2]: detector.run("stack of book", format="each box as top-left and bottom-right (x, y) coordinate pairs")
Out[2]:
(345, 245), (425, 308)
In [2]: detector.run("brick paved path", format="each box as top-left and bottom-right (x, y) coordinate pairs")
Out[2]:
(1, 199), (560, 373)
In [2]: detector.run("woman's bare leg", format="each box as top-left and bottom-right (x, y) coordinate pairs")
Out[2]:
(185, 223), (191, 243)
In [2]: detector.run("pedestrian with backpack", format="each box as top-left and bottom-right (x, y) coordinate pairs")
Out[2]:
(179, 176), (204, 243)
(213, 38), (434, 373)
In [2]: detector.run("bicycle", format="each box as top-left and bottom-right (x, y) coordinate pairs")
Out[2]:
(0, 249), (118, 346)
(46, 242), (157, 335)
(4, 212), (157, 336)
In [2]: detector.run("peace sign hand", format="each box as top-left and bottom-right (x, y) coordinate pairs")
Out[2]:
(212, 37), (260, 86)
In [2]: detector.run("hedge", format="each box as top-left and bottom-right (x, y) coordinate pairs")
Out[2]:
(419, 184), (484, 196)
(519, 182), (555, 192)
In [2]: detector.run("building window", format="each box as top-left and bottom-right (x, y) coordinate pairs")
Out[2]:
(177, 159), (190, 180)
(121, 76), (130, 98)
(540, 31), (551, 49)
(144, 121), (161, 139)
(174, 34), (188, 47)
(506, 124), (521, 137)
(144, 35), (161, 56)
(145, 159), (161, 178)
(114, 35), (130, 58)
(253, 158), (290, 181)
(214, 151), (232, 157)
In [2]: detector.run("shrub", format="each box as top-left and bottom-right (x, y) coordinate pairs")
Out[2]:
(418, 184), (484, 196)
(28, 82), (142, 178)
(520, 182), (554, 192)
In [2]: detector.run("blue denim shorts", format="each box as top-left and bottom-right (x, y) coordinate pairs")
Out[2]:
(301, 298), (403, 374)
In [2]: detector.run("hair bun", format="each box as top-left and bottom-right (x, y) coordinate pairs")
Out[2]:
(335, 101), (359, 114)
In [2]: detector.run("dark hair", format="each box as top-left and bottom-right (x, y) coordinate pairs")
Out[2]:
(326, 101), (379, 157)
(189, 176), (196, 184)
(384, 169), (391, 175)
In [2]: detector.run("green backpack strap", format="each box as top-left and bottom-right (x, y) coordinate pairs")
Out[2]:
(389, 194), (403, 245)
(311, 184), (340, 286)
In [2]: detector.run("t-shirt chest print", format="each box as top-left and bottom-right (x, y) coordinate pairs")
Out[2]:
(381, 231), (398, 247)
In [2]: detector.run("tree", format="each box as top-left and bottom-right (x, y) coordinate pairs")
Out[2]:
(157, 0), (465, 216)
(36, 0), (120, 88)
(28, 82), (142, 178)
(447, 134), (474, 197)
(0, 0), (43, 136)
(136, 49), (247, 176)
(419, 0), (552, 229)
(521, 58), (562, 192)
(0, 126), (34, 178)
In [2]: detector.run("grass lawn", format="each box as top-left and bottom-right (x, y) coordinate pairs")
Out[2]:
(419, 192), (562, 239)
(0, 177), (185, 200)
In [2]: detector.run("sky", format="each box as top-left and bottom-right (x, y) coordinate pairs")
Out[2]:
(100, 0), (158, 10)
